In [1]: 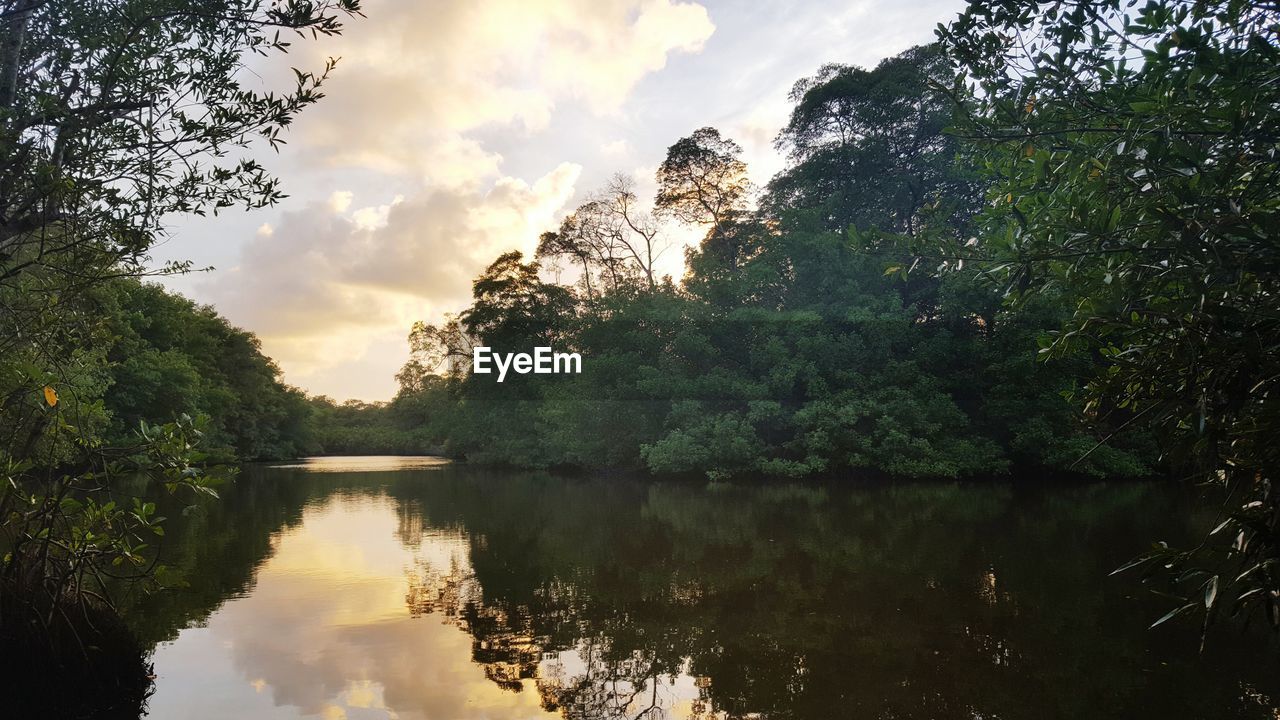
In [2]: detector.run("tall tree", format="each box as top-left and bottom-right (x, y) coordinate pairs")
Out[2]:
(462, 250), (577, 350)
(657, 127), (764, 307)
(537, 174), (670, 294)
(655, 126), (751, 232)
(767, 44), (982, 237)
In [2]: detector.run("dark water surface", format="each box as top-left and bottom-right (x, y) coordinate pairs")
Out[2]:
(127, 457), (1280, 719)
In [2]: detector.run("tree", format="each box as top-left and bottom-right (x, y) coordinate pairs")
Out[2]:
(398, 313), (480, 391)
(655, 127), (768, 308)
(766, 44), (983, 237)
(0, 0), (358, 289)
(389, 44), (1149, 483)
(103, 280), (314, 461)
(305, 395), (440, 456)
(939, 0), (1280, 634)
(462, 250), (577, 349)
(539, 174), (670, 294)
(656, 126), (751, 232)
(598, 174), (666, 290)
(453, 252), (579, 464)
(537, 225), (597, 300)
(0, 0), (357, 493)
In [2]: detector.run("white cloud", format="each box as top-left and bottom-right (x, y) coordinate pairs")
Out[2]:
(341, 163), (581, 299)
(191, 0), (715, 400)
(601, 139), (630, 156)
(293, 0), (715, 183)
(327, 191), (354, 213)
(201, 164), (582, 399)
(350, 198), (398, 231)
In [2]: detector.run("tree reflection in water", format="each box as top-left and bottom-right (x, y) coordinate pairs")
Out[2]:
(130, 462), (1280, 720)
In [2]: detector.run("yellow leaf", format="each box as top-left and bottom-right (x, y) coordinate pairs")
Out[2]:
(43, 386), (58, 407)
(1024, 144), (1035, 157)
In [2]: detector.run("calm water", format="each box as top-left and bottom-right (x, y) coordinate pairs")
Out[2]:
(124, 457), (1280, 719)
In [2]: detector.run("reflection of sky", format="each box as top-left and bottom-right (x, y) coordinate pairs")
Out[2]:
(537, 651), (713, 719)
(265, 456), (452, 473)
(147, 494), (554, 720)
(146, 490), (713, 720)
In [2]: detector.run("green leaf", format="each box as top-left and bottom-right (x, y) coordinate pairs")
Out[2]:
(1203, 575), (1218, 610)
(1149, 602), (1196, 629)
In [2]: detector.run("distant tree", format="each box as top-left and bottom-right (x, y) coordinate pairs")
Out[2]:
(598, 174), (667, 290)
(537, 224), (596, 300)
(399, 314), (478, 383)
(653, 127), (765, 309)
(656, 126), (751, 232)
(104, 280), (313, 460)
(767, 44), (982, 237)
(463, 251), (577, 349)
(538, 174), (669, 293)
(305, 394), (439, 456)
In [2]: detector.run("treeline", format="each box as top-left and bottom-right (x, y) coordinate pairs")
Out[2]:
(70, 278), (440, 461)
(391, 44), (1151, 480)
(1, 0), (1273, 676)
(389, 0), (1280, 633)
(102, 280), (311, 460)
(1, 276), (311, 465)
(2, 276), (399, 464)
(307, 396), (441, 456)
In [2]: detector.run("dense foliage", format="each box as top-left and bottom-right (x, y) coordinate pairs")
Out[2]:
(938, 0), (1280, 634)
(394, 46), (1152, 482)
(306, 395), (441, 456)
(389, 9), (1280, 634)
(103, 280), (313, 461)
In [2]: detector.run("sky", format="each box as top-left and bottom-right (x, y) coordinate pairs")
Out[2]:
(155, 0), (966, 402)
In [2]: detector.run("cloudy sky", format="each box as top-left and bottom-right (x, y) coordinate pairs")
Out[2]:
(155, 0), (965, 402)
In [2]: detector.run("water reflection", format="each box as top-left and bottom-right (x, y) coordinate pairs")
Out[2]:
(148, 494), (555, 720)
(266, 455), (452, 472)
(131, 463), (1280, 720)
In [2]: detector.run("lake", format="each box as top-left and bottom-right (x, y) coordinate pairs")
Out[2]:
(125, 456), (1280, 719)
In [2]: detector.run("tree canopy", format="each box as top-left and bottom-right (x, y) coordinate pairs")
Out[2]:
(393, 51), (1151, 483)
